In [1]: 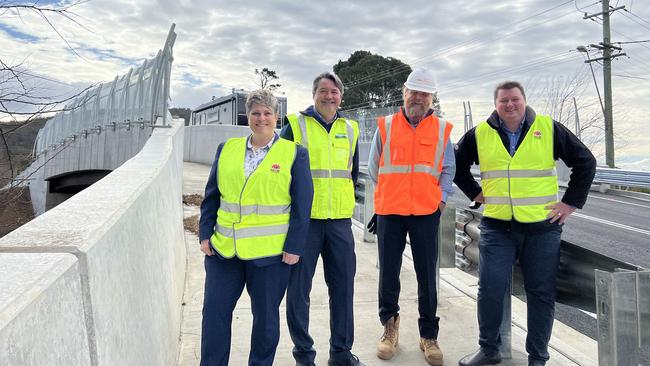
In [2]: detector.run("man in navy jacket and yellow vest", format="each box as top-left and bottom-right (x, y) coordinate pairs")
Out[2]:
(454, 81), (596, 366)
(282, 72), (364, 366)
(367, 68), (456, 366)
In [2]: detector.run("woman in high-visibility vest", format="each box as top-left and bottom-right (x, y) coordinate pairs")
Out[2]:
(198, 90), (313, 366)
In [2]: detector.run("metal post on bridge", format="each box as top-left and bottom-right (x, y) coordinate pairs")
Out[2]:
(596, 269), (650, 365)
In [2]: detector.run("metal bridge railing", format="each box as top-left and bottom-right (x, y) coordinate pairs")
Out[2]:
(33, 24), (177, 157)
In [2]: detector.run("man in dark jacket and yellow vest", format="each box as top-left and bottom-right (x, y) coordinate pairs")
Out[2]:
(367, 68), (456, 366)
(282, 72), (364, 366)
(454, 81), (596, 366)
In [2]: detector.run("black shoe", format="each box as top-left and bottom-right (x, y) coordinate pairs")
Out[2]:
(458, 348), (502, 366)
(528, 360), (546, 366)
(296, 362), (316, 366)
(327, 354), (365, 366)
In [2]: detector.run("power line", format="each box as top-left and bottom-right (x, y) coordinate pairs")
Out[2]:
(574, 0), (602, 12)
(619, 56), (650, 76)
(440, 52), (579, 91)
(341, 51), (581, 112)
(618, 10), (650, 32)
(615, 39), (650, 44)
(344, 0), (577, 90)
(348, 6), (577, 90)
(588, 17), (650, 55)
(613, 73), (650, 81)
(623, 7), (650, 28)
(443, 57), (572, 92)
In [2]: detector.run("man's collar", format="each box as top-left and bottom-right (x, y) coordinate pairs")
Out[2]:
(498, 113), (526, 133)
(303, 105), (340, 124)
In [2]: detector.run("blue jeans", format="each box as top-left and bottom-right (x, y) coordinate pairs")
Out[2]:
(477, 218), (562, 362)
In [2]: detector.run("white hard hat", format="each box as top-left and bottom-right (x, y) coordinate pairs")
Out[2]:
(403, 68), (436, 93)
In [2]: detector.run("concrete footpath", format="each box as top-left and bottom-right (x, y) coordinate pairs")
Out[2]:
(177, 162), (597, 366)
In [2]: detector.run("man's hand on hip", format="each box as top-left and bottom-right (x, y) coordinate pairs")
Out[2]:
(546, 202), (576, 225)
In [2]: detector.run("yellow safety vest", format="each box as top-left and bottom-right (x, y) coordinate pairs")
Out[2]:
(287, 113), (359, 219)
(475, 115), (558, 223)
(210, 136), (296, 259)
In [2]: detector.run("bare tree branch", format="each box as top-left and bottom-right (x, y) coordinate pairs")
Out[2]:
(0, 0), (92, 192)
(0, 1), (92, 57)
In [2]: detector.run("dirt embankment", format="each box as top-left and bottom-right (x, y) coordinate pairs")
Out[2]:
(0, 187), (34, 238)
(182, 194), (203, 236)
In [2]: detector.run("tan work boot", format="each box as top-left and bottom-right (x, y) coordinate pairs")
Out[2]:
(419, 338), (443, 366)
(376, 315), (400, 360)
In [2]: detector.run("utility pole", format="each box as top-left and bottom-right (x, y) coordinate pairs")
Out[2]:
(583, 0), (626, 167)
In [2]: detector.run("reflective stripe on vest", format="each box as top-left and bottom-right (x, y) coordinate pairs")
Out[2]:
(483, 195), (559, 205)
(216, 223), (290, 239)
(378, 114), (447, 180)
(219, 200), (291, 215)
(476, 115), (558, 223)
(480, 168), (556, 180)
(210, 137), (296, 260)
(288, 113), (359, 219)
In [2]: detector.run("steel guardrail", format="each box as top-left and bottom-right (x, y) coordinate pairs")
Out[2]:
(594, 167), (650, 189)
(454, 207), (644, 313)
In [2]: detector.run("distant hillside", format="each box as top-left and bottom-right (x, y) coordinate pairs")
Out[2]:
(0, 118), (48, 187)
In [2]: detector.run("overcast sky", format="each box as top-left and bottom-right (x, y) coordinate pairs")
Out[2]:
(1, 0), (649, 167)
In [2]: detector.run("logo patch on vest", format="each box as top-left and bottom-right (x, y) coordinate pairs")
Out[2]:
(271, 163), (281, 173)
(335, 133), (347, 139)
(533, 130), (542, 139)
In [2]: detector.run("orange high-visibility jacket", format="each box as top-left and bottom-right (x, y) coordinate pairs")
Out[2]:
(374, 110), (453, 215)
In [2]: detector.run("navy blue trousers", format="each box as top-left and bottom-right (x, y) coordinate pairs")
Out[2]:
(477, 218), (562, 363)
(286, 218), (356, 363)
(200, 255), (290, 366)
(377, 212), (441, 339)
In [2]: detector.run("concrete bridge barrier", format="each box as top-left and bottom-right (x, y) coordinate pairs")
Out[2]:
(0, 120), (186, 366)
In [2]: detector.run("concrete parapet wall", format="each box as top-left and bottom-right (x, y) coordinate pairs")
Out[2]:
(0, 253), (91, 366)
(0, 120), (186, 366)
(184, 124), (252, 164)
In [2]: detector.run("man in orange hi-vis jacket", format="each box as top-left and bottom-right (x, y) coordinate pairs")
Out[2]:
(367, 68), (456, 366)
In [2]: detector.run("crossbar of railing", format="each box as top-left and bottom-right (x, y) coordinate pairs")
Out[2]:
(455, 207), (644, 311)
(594, 167), (650, 189)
